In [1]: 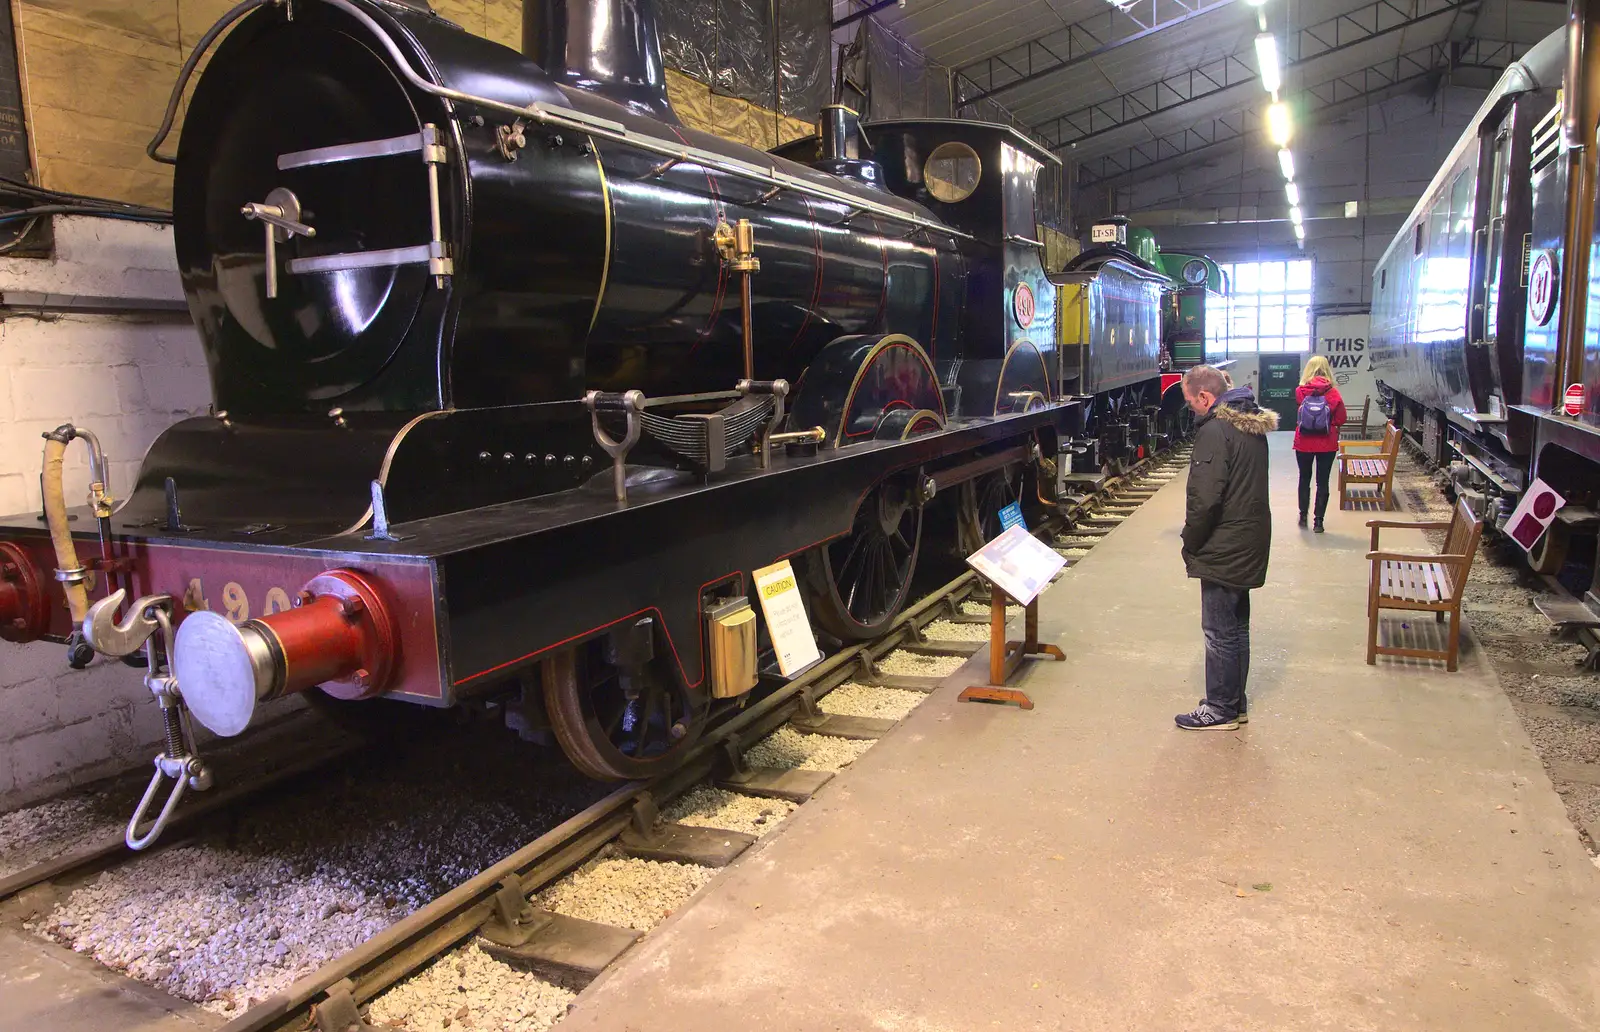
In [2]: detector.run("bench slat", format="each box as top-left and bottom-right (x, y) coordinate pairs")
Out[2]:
(1376, 560), (1456, 603)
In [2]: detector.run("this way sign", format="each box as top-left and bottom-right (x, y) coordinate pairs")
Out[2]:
(1507, 479), (1566, 553)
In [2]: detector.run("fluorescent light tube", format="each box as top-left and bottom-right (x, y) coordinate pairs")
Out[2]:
(1286, 182), (1300, 206)
(1255, 34), (1281, 93)
(1278, 148), (1295, 179)
(1266, 101), (1293, 146)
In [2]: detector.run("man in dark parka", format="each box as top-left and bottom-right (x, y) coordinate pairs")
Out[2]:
(1175, 365), (1277, 730)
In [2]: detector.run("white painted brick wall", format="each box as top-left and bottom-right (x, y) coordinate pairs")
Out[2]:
(0, 215), (220, 807)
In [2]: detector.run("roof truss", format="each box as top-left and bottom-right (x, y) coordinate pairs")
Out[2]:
(1076, 36), (1524, 186)
(1033, 0), (1473, 151)
(953, 0), (1240, 110)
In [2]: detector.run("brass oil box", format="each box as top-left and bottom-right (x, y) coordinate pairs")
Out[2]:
(707, 598), (758, 699)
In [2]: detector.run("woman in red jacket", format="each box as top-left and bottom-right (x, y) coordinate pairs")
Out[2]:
(1293, 355), (1347, 533)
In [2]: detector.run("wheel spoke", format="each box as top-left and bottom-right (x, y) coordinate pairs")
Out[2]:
(852, 538), (881, 619)
(877, 539), (900, 611)
(603, 698), (628, 737)
(632, 687), (660, 757)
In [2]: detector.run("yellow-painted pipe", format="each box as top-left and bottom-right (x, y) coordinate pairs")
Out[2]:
(41, 435), (90, 625)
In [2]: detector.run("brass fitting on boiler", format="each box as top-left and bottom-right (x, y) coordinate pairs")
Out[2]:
(715, 218), (760, 273)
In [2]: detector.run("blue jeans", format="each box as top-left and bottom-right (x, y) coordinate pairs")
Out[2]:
(1201, 581), (1250, 718)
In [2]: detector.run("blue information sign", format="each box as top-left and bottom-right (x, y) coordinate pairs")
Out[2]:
(998, 501), (1026, 532)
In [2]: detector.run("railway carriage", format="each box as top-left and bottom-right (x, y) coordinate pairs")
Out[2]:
(0, 0), (1173, 844)
(1369, 22), (1600, 586)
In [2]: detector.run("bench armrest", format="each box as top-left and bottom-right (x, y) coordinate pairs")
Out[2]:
(1367, 519), (1450, 529)
(1367, 551), (1475, 564)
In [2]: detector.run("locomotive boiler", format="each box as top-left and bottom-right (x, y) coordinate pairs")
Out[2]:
(0, 0), (1092, 845)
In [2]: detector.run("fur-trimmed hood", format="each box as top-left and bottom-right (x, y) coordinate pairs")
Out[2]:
(1204, 386), (1279, 436)
(1214, 403), (1280, 436)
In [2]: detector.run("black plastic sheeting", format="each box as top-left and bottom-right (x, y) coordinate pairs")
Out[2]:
(653, 0), (1070, 230)
(656, 0), (830, 119)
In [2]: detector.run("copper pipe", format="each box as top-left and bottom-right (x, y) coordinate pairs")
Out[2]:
(1556, 0), (1600, 408)
(741, 270), (755, 381)
(736, 219), (757, 381)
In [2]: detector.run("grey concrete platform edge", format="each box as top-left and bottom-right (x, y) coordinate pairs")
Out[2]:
(563, 434), (1600, 1032)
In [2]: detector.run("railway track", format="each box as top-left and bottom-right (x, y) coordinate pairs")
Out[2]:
(1, 446), (1190, 1032)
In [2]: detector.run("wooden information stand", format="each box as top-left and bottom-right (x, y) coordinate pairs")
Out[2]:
(958, 526), (1067, 709)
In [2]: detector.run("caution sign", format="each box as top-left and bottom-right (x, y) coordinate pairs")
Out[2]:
(752, 560), (821, 677)
(1564, 383), (1586, 417)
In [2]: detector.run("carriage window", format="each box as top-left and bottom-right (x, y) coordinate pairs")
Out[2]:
(924, 142), (981, 203)
(1484, 130), (1511, 342)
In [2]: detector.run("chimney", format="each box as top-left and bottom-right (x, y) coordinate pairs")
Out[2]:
(523, 0), (680, 124)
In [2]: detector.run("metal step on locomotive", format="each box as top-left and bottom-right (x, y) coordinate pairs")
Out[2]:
(1369, 17), (1600, 605)
(0, 0), (1174, 846)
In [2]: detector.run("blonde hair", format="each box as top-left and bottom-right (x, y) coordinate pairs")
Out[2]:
(1301, 355), (1333, 385)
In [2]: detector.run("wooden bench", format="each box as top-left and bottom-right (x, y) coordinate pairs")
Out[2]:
(1339, 396), (1372, 441)
(1365, 498), (1484, 671)
(1338, 420), (1400, 510)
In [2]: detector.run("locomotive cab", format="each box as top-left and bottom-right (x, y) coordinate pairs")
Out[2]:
(862, 120), (1061, 419)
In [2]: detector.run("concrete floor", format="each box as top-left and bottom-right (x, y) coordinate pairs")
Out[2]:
(566, 433), (1600, 1031)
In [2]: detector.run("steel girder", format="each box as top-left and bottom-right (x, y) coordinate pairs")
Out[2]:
(953, 0), (1241, 110)
(1034, 0), (1474, 151)
(1077, 37), (1524, 187)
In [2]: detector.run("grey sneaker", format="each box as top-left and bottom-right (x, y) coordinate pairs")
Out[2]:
(1197, 699), (1247, 723)
(1175, 703), (1239, 731)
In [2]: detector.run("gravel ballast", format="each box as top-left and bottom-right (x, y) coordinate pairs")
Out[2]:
(0, 794), (128, 881)
(742, 726), (875, 771)
(367, 942), (574, 1032)
(28, 721), (609, 1017)
(820, 682), (926, 720)
(921, 618), (990, 642)
(876, 650), (964, 677)
(536, 854), (714, 932)
(661, 787), (796, 836)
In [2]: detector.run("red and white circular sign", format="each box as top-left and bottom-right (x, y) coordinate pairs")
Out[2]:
(1013, 282), (1035, 329)
(1529, 249), (1558, 326)
(1565, 382), (1586, 417)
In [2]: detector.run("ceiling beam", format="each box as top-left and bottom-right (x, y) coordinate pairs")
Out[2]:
(1075, 37), (1523, 187)
(1127, 196), (1420, 226)
(952, 0), (1241, 111)
(834, 0), (899, 30)
(1034, 0), (1475, 152)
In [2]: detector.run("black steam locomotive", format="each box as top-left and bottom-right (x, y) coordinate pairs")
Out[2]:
(0, 0), (1170, 841)
(1370, 24), (1600, 587)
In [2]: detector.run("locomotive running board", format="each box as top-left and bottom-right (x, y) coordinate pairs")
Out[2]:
(317, 401), (1081, 704)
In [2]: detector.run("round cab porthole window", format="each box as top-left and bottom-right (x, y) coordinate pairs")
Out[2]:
(924, 142), (982, 203)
